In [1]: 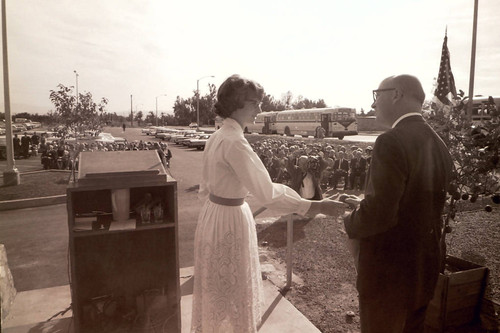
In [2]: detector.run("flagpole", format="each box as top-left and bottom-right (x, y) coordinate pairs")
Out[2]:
(2, 0), (20, 186)
(467, 0), (479, 122)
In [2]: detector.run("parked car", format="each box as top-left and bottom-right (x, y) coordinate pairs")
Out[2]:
(142, 126), (160, 135)
(181, 134), (202, 146)
(94, 132), (126, 143)
(156, 129), (180, 140)
(12, 124), (27, 132)
(189, 122), (198, 128)
(173, 132), (200, 145)
(186, 134), (211, 150)
(26, 121), (42, 128)
(169, 130), (197, 143)
(154, 127), (175, 138)
(23, 122), (36, 130)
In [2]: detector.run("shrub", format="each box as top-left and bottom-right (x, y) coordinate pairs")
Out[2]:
(426, 95), (500, 269)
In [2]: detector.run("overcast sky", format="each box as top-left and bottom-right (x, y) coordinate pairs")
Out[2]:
(1, 0), (499, 117)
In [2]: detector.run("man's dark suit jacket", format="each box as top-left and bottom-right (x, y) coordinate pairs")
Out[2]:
(350, 157), (367, 175)
(287, 157), (325, 201)
(344, 115), (453, 309)
(333, 158), (349, 172)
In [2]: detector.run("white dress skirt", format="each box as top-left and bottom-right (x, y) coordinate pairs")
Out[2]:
(191, 200), (262, 333)
(191, 118), (310, 333)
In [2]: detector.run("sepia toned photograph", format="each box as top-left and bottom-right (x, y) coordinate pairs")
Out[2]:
(1, 1), (499, 332)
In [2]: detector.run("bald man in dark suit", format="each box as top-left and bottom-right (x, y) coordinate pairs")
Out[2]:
(344, 75), (454, 333)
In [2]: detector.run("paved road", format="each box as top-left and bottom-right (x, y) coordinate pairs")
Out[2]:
(342, 133), (379, 143)
(0, 204), (68, 291)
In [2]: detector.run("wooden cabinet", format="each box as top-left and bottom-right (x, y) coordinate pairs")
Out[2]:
(67, 151), (180, 332)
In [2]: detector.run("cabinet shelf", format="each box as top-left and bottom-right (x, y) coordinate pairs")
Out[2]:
(72, 222), (177, 237)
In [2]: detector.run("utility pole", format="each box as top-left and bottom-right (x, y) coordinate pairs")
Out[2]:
(130, 95), (133, 127)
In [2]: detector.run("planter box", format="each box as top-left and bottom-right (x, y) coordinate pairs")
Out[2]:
(425, 255), (489, 332)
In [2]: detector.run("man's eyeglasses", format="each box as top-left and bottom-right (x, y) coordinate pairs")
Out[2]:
(372, 88), (396, 102)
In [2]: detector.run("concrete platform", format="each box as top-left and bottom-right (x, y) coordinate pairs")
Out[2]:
(2, 266), (320, 333)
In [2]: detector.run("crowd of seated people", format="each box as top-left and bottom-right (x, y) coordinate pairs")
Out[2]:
(38, 138), (172, 170)
(250, 138), (372, 195)
(26, 127), (369, 193)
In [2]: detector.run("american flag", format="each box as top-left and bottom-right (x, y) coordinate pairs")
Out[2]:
(433, 32), (457, 108)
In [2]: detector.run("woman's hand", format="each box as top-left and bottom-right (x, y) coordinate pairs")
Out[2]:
(321, 198), (349, 216)
(307, 198), (348, 217)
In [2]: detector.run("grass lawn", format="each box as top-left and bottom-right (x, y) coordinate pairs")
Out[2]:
(0, 171), (70, 201)
(257, 199), (500, 333)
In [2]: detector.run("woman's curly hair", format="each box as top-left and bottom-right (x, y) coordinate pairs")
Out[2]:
(214, 74), (265, 118)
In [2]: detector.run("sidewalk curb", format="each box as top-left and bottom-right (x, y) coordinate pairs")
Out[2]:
(0, 194), (66, 211)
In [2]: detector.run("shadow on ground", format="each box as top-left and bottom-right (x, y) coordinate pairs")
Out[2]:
(257, 215), (313, 248)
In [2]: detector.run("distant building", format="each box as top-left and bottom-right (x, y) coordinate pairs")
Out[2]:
(356, 116), (386, 131)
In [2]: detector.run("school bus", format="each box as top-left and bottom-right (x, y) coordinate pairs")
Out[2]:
(274, 107), (357, 139)
(462, 96), (500, 124)
(215, 107), (358, 139)
(243, 111), (278, 134)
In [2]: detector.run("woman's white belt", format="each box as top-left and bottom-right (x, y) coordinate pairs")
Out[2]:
(209, 193), (245, 206)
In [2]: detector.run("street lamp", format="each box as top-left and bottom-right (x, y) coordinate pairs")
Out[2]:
(197, 75), (214, 130)
(156, 94), (167, 126)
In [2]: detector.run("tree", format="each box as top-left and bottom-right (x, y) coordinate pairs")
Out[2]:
(49, 84), (108, 131)
(173, 96), (195, 125)
(49, 84), (76, 126)
(426, 94), (500, 270)
(295, 98), (326, 109)
(170, 84), (215, 127)
(117, 85), (331, 125)
(145, 111), (156, 125)
(164, 114), (178, 126)
(293, 95), (305, 109)
(78, 91), (108, 130)
(261, 94), (286, 111)
(134, 111), (144, 126)
(281, 91), (294, 109)
(198, 83), (217, 125)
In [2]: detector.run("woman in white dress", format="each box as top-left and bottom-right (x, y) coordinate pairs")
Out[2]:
(191, 74), (346, 333)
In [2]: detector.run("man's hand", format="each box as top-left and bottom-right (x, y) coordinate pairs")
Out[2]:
(339, 194), (362, 209)
(306, 198), (348, 217)
(321, 198), (349, 216)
